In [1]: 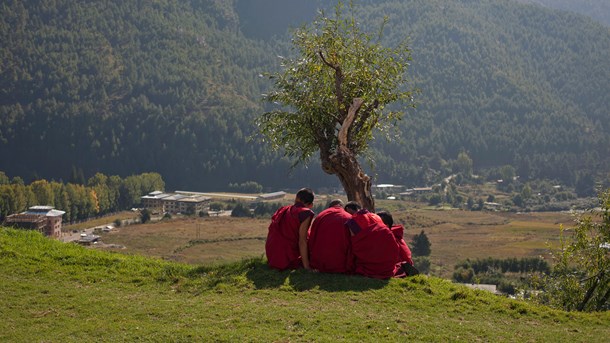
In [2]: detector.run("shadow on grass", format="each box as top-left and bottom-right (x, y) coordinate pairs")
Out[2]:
(245, 260), (389, 292)
(186, 257), (389, 292)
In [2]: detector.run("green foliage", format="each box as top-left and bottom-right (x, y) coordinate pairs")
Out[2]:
(209, 202), (224, 212)
(456, 151), (473, 176)
(413, 256), (431, 274)
(228, 181), (263, 193)
(140, 209), (152, 223)
(230, 202), (252, 218)
(520, 0), (610, 26)
(428, 193), (442, 206)
(455, 257), (550, 275)
(453, 257), (550, 294)
(410, 229), (432, 256)
(0, 171), (164, 222)
(258, 0), (414, 164)
(538, 189), (610, 311)
(253, 202), (283, 218)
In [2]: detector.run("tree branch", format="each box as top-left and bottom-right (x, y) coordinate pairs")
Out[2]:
(596, 285), (610, 311)
(338, 98), (364, 149)
(351, 99), (379, 141)
(318, 51), (346, 118)
(577, 271), (603, 311)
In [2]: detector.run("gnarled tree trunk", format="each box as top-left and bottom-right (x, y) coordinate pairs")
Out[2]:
(319, 98), (375, 211)
(321, 147), (375, 211)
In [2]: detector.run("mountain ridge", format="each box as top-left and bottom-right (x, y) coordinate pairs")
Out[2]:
(1, 0), (608, 190)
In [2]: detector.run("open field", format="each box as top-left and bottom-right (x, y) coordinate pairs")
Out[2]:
(98, 202), (577, 278)
(101, 217), (269, 265)
(396, 209), (574, 277)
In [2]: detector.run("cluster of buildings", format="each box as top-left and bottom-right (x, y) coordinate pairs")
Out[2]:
(3, 186), (433, 240)
(2, 190), (213, 239)
(140, 191), (211, 215)
(4, 206), (65, 238)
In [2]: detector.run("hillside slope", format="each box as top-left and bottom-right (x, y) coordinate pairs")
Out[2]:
(356, 0), (610, 184)
(1, 0), (609, 189)
(518, 0), (610, 26)
(1, 228), (609, 342)
(0, 0), (305, 189)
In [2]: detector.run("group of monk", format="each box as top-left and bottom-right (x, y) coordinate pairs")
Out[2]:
(265, 188), (417, 279)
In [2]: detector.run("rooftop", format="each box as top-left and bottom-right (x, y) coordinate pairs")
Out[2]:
(28, 205), (54, 211)
(23, 206), (66, 217)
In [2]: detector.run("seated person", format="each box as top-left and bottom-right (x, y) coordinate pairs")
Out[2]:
(265, 188), (315, 270)
(308, 199), (353, 273)
(345, 203), (400, 279)
(377, 211), (414, 267)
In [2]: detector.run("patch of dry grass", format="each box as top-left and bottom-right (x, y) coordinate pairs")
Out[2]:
(101, 216), (269, 263)
(98, 205), (577, 279)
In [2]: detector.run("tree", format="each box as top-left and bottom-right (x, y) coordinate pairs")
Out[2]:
(0, 171), (9, 185)
(575, 171), (596, 198)
(258, 1), (414, 210)
(521, 183), (532, 200)
(30, 180), (54, 206)
(140, 209), (151, 223)
(455, 151), (473, 176)
(230, 203), (252, 218)
(410, 230), (431, 257)
(512, 193), (524, 207)
(539, 189), (610, 311)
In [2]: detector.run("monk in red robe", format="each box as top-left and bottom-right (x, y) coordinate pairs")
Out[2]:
(265, 188), (315, 270)
(345, 204), (401, 279)
(308, 199), (352, 273)
(378, 211), (414, 266)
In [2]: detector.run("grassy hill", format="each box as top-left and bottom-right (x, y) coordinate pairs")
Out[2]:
(2, 228), (608, 342)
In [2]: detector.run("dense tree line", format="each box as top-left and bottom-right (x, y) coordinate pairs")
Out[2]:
(0, 171), (164, 222)
(0, 0), (608, 191)
(455, 257), (551, 281)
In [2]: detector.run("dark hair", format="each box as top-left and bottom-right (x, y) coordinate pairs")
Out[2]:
(377, 211), (393, 228)
(296, 188), (315, 205)
(344, 201), (361, 212)
(328, 199), (343, 207)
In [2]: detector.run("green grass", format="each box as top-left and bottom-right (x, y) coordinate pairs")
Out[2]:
(1, 228), (609, 342)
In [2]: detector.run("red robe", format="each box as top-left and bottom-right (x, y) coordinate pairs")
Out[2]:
(347, 210), (400, 279)
(308, 205), (352, 273)
(265, 203), (313, 270)
(391, 224), (414, 266)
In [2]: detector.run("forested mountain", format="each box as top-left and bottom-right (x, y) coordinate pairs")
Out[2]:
(0, 0), (310, 190)
(1, 0), (609, 191)
(357, 0), (610, 186)
(518, 0), (610, 26)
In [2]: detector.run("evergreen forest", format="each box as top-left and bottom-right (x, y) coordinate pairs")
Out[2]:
(1, 0), (609, 192)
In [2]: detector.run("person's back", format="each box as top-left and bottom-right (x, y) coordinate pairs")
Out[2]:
(377, 211), (414, 267)
(308, 200), (352, 273)
(347, 209), (400, 279)
(265, 188), (315, 270)
(390, 224), (414, 266)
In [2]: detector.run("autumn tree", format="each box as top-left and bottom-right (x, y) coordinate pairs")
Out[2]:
(258, 1), (414, 210)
